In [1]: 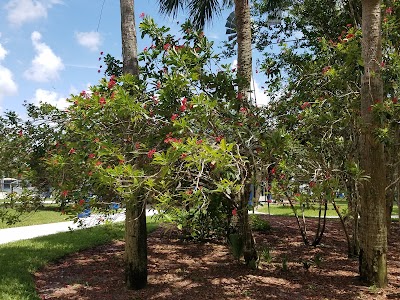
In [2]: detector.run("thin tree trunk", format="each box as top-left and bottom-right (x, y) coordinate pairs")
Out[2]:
(359, 0), (387, 287)
(120, 0), (147, 289)
(238, 181), (258, 266)
(234, 0), (258, 266)
(124, 197), (147, 289)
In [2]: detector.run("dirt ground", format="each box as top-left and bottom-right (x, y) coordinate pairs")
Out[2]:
(34, 215), (400, 300)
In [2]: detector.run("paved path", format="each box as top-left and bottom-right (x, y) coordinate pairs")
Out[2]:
(0, 209), (157, 245)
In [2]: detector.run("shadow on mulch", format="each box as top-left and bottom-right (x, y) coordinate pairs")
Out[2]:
(34, 216), (400, 300)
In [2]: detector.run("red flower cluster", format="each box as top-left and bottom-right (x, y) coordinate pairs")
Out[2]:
(215, 136), (223, 142)
(147, 148), (156, 158)
(99, 97), (106, 106)
(108, 75), (117, 89)
(180, 97), (188, 112)
(164, 132), (182, 144)
(322, 65), (331, 74)
(68, 148), (76, 155)
(171, 113), (179, 121)
(88, 153), (95, 159)
(301, 102), (311, 110)
(239, 107), (248, 114)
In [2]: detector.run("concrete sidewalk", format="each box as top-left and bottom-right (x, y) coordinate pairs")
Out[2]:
(0, 209), (157, 245)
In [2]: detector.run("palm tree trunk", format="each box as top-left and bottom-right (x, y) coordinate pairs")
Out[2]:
(359, 0), (387, 288)
(120, 0), (147, 289)
(234, 0), (258, 266)
(235, 0), (252, 99)
(120, 0), (139, 75)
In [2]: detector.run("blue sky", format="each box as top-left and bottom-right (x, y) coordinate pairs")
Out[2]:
(0, 0), (269, 116)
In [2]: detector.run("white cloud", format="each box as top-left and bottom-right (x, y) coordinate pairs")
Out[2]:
(5, 0), (63, 27)
(0, 43), (18, 100)
(252, 79), (270, 106)
(230, 60), (270, 106)
(75, 31), (102, 52)
(0, 66), (18, 100)
(31, 88), (69, 109)
(0, 44), (7, 60)
(24, 31), (64, 82)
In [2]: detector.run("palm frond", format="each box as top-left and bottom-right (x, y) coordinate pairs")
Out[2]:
(188, 0), (222, 29)
(157, 0), (185, 16)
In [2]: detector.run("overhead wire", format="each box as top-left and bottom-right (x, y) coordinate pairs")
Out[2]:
(97, 0), (107, 32)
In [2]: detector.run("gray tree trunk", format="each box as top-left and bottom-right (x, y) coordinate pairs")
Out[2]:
(120, 0), (139, 76)
(120, 0), (147, 289)
(359, 0), (387, 288)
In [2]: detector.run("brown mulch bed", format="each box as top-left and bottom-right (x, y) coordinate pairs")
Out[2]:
(34, 216), (400, 300)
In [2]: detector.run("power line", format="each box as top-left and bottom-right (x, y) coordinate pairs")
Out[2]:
(96, 0), (106, 32)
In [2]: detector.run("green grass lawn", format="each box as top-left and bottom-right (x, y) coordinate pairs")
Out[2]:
(0, 205), (73, 229)
(256, 200), (399, 218)
(0, 217), (159, 300)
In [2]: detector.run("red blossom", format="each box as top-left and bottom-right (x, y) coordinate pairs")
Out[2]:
(94, 138), (100, 143)
(135, 142), (141, 149)
(88, 153), (95, 159)
(171, 113), (179, 121)
(180, 153), (187, 159)
(392, 97), (398, 104)
(322, 65), (331, 74)
(346, 23), (352, 28)
(156, 81), (161, 89)
(61, 190), (69, 197)
(301, 102), (311, 110)
(147, 148), (156, 158)
(186, 189), (193, 195)
(180, 104), (187, 112)
(100, 51), (104, 55)
(88, 171), (93, 176)
(139, 12), (145, 18)
(108, 78), (117, 89)
(236, 92), (243, 100)
(18, 130), (23, 137)
(95, 161), (102, 166)
(68, 148), (76, 155)
(309, 181), (316, 188)
(386, 7), (393, 15)
(232, 208), (237, 216)
(79, 199), (85, 206)
(215, 136), (223, 142)
(196, 139), (203, 145)
(271, 168), (276, 175)
(239, 107), (248, 113)
(163, 43), (171, 51)
(99, 97), (106, 106)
